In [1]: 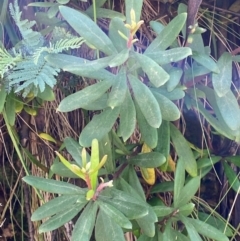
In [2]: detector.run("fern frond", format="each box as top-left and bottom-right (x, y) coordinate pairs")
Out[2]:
(7, 53), (60, 97)
(0, 47), (22, 78)
(9, 0), (42, 48)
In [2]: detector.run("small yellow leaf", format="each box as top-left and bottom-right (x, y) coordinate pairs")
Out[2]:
(39, 133), (57, 144)
(141, 143), (152, 153)
(140, 167), (156, 185)
(86, 189), (95, 200)
(24, 106), (37, 116)
(15, 101), (23, 113)
(166, 155), (176, 172)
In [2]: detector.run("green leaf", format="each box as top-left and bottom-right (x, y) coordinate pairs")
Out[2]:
(223, 161), (240, 193)
(212, 52), (232, 97)
(0, 87), (7, 113)
(150, 21), (164, 34)
(37, 85), (55, 101)
(125, 0), (143, 24)
(150, 181), (174, 194)
(150, 87), (185, 101)
(109, 49), (129, 67)
(99, 134), (114, 173)
(99, 188), (148, 219)
(28, 2), (55, 7)
(64, 137), (83, 166)
(135, 100), (158, 148)
(145, 13), (187, 53)
(155, 120), (170, 160)
(72, 201), (98, 241)
(48, 4), (60, 18)
(153, 206), (174, 217)
(107, 71), (128, 108)
(119, 89), (136, 141)
(198, 212), (233, 237)
(50, 161), (79, 178)
(109, 17), (129, 52)
(31, 195), (81, 221)
(167, 67), (183, 92)
(39, 203), (85, 233)
(215, 90), (240, 131)
(174, 176), (200, 208)
(145, 47), (192, 65)
(136, 213), (156, 237)
(129, 75), (161, 128)
(197, 156), (221, 169)
(133, 52), (169, 87)
(95, 209), (126, 241)
(128, 165), (146, 201)
(128, 152), (166, 168)
(46, 54), (115, 80)
(187, 217), (229, 241)
(5, 93), (15, 126)
(59, 6), (117, 55)
(57, 80), (112, 112)
(152, 92), (180, 121)
(23, 175), (86, 194)
(56, 0), (69, 4)
(178, 203), (195, 216)
(86, 7), (125, 21)
(180, 215), (203, 241)
(79, 107), (120, 147)
(81, 94), (108, 110)
(170, 123), (197, 177)
(174, 159), (185, 208)
(97, 200), (132, 229)
(192, 52), (219, 73)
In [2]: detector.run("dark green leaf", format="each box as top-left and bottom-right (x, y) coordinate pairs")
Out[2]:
(150, 181), (174, 193)
(192, 52), (219, 73)
(212, 52), (232, 97)
(95, 209), (126, 241)
(39, 203), (85, 233)
(198, 212), (233, 237)
(130, 75), (161, 128)
(136, 213), (156, 237)
(133, 52), (169, 87)
(180, 215), (203, 241)
(107, 70), (128, 108)
(97, 200), (132, 229)
(174, 159), (185, 208)
(156, 120), (170, 160)
(175, 176), (200, 208)
(197, 156), (221, 169)
(5, 93), (15, 126)
(152, 92), (180, 121)
(31, 195), (81, 221)
(23, 175), (86, 194)
(79, 107), (120, 147)
(170, 123), (197, 177)
(145, 13), (187, 53)
(128, 152), (166, 168)
(187, 217), (229, 241)
(145, 47), (192, 65)
(119, 89), (136, 141)
(99, 188), (148, 219)
(215, 90), (240, 131)
(0, 87), (7, 113)
(72, 201), (98, 241)
(57, 80), (112, 112)
(223, 161), (240, 193)
(128, 165), (145, 201)
(59, 6), (117, 55)
(64, 137), (82, 166)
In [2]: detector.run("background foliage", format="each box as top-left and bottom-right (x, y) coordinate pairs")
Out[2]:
(0, 0), (240, 240)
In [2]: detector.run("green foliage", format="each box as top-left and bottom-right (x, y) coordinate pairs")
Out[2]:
(2, 0), (238, 241)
